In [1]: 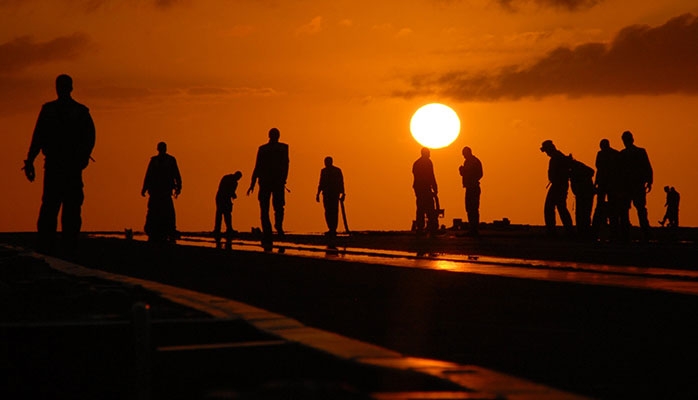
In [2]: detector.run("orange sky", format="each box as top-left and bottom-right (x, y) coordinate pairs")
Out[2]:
(2, 0), (697, 233)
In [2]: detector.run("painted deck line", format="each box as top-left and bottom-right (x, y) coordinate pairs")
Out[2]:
(30, 250), (587, 400)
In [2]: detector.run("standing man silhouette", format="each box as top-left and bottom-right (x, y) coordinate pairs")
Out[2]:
(412, 147), (439, 236)
(591, 139), (621, 240)
(141, 142), (182, 243)
(213, 171), (242, 246)
(23, 74), (96, 256)
(247, 128), (289, 251)
(618, 130), (653, 241)
(316, 156), (345, 237)
(540, 140), (573, 237)
(458, 146), (483, 236)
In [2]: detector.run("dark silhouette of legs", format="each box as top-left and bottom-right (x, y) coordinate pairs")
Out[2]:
(37, 169), (84, 255)
(323, 195), (340, 235)
(465, 186), (481, 235)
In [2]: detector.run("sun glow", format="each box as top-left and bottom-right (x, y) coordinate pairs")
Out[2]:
(410, 103), (461, 149)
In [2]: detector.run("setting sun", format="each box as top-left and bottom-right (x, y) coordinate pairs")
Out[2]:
(410, 103), (461, 149)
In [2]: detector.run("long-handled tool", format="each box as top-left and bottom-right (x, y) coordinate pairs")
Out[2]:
(434, 194), (445, 218)
(340, 197), (350, 234)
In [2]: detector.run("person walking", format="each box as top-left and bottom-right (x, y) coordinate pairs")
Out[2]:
(618, 130), (653, 241)
(23, 74), (96, 256)
(316, 156), (345, 238)
(659, 186), (680, 228)
(247, 128), (289, 251)
(141, 142), (182, 243)
(412, 147), (439, 236)
(458, 146), (483, 236)
(213, 171), (242, 246)
(540, 140), (573, 237)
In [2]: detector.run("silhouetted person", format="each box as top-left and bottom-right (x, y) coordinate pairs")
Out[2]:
(214, 171), (242, 246)
(569, 157), (595, 239)
(458, 146), (483, 236)
(412, 147), (439, 236)
(659, 186), (680, 228)
(591, 139), (621, 240)
(316, 157), (345, 237)
(141, 142), (182, 243)
(618, 131), (653, 241)
(540, 140), (573, 236)
(23, 74), (96, 256)
(247, 128), (289, 251)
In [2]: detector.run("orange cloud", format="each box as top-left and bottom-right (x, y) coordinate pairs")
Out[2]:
(0, 34), (91, 74)
(496, 0), (603, 11)
(397, 13), (698, 100)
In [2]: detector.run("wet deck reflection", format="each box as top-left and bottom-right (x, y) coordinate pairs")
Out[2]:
(93, 233), (698, 296)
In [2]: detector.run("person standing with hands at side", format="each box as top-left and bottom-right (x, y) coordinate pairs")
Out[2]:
(247, 128), (289, 251)
(316, 156), (345, 238)
(23, 74), (96, 257)
(458, 146), (483, 236)
(412, 147), (439, 237)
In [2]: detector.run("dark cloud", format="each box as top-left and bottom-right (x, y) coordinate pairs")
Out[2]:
(496, 0), (603, 12)
(0, 34), (91, 74)
(396, 13), (698, 101)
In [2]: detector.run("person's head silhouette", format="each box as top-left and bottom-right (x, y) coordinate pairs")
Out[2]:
(268, 128), (280, 143)
(599, 138), (610, 150)
(621, 131), (634, 148)
(157, 142), (167, 154)
(233, 171), (242, 180)
(324, 156), (333, 167)
(462, 146), (472, 158)
(56, 74), (73, 99)
(420, 147), (430, 158)
(540, 140), (556, 155)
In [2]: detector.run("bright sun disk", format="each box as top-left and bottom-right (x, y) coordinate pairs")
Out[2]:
(410, 103), (460, 149)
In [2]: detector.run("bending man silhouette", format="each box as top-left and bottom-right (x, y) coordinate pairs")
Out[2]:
(540, 140), (573, 237)
(618, 131), (653, 241)
(458, 146), (483, 236)
(214, 171), (242, 245)
(23, 74), (96, 256)
(247, 128), (289, 251)
(412, 147), (439, 236)
(141, 142), (182, 243)
(316, 156), (345, 237)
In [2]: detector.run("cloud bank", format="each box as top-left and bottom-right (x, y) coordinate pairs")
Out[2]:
(496, 0), (603, 12)
(0, 34), (91, 74)
(397, 13), (698, 101)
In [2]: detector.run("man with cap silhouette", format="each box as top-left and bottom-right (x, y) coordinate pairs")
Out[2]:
(540, 140), (573, 237)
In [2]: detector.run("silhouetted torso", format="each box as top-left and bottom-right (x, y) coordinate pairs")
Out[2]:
(412, 157), (437, 194)
(595, 147), (620, 192)
(460, 156), (483, 189)
(318, 165), (344, 197)
(216, 174), (239, 207)
(142, 154), (182, 196)
(619, 144), (653, 192)
(252, 141), (289, 189)
(547, 150), (571, 186)
(29, 97), (96, 172)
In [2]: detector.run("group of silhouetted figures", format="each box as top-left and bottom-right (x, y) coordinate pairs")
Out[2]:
(540, 132), (679, 242)
(22, 75), (681, 257)
(138, 127), (344, 251)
